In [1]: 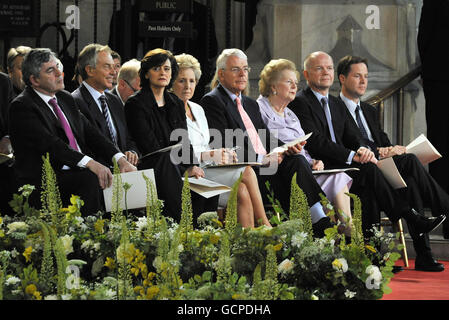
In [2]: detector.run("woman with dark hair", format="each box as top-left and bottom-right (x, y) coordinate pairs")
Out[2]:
(124, 48), (217, 222)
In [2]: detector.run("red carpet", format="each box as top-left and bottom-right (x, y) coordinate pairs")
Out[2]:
(382, 259), (449, 300)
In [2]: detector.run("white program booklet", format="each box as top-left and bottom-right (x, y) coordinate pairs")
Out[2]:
(182, 177), (232, 198)
(376, 157), (407, 189)
(267, 132), (313, 155)
(103, 169), (156, 212)
(406, 134), (442, 165)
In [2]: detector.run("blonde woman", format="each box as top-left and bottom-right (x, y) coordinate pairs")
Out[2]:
(172, 53), (271, 228)
(257, 58), (353, 234)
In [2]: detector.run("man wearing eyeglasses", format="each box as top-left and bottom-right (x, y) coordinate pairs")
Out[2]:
(201, 48), (336, 237)
(112, 59), (141, 105)
(72, 44), (139, 167)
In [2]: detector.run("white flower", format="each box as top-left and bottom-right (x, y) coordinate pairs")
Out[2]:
(365, 265), (383, 289)
(332, 258), (348, 273)
(177, 244), (184, 253)
(60, 235), (74, 255)
(61, 294), (72, 300)
(5, 276), (21, 286)
(291, 232), (307, 248)
(344, 289), (356, 299)
(366, 265), (382, 282)
(6, 221), (29, 234)
(278, 259), (294, 274)
(135, 217), (149, 232)
(81, 239), (94, 252)
(44, 295), (58, 300)
(311, 294), (319, 300)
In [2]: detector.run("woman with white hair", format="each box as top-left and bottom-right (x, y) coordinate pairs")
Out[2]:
(172, 53), (271, 228)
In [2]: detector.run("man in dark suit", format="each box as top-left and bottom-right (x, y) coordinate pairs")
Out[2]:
(288, 51), (445, 244)
(0, 72), (15, 215)
(337, 55), (449, 271)
(418, 0), (449, 238)
(201, 48), (338, 237)
(72, 44), (139, 167)
(9, 48), (137, 215)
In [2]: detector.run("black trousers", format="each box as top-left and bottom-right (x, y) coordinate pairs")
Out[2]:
(347, 161), (408, 233)
(257, 154), (323, 214)
(16, 169), (103, 216)
(394, 153), (449, 257)
(424, 80), (449, 195)
(139, 152), (218, 225)
(0, 163), (15, 215)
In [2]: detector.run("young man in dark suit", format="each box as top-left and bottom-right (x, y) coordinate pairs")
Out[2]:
(201, 48), (335, 237)
(337, 55), (449, 271)
(9, 48), (137, 215)
(72, 44), (139, 167)
(288, 51), (445, 244)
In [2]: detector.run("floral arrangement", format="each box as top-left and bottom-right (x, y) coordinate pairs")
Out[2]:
(0, 155), (402, 300)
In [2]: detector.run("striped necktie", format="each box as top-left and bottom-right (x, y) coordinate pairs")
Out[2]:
(99, 95), (118, 146)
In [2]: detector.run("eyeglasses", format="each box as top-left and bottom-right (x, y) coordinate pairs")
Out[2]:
(123, 79), (138, 93)
(283, 79), (298, 87)
(224, 67), (251, 74)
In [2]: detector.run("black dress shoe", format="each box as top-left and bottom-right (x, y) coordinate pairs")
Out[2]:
(415, 255), (445, 272)
(403, 209), (446, 236)
(312, 217), (335, 238)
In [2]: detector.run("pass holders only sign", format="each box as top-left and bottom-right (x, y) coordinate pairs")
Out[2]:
(138, 21), (193, 38)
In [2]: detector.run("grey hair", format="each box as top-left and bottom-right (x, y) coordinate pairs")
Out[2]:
(117, 58), (141, 83)
(77, 43), (112, 80)
(22, 48), (57, 87)
(210, 48), (249, 94)
(7, 45), (32, 72)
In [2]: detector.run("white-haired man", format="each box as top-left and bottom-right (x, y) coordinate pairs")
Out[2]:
(201, 48), (334, 237)
(112, 58), (141, 105)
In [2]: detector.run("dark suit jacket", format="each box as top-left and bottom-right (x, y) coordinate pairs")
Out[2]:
(72, 84), (138, 163)
(418, 0), (449, 81)
(9, 87), (120, 185)
(0, 72), (13, 137)
(200, 84), (281, 162)
(287, 87), (362, 168)
(124, 87), (195, 168)
(342, 99), (392, 149)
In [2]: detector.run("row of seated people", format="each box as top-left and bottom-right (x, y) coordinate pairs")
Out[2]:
(1, 44), (448, 272)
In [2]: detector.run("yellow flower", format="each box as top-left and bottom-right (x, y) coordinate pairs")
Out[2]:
(273, 243), (283, 251)
(210, 234), (220, 244)
(365, 245), (377, 253)
(232, 293), (242, 300)
(146, 286), (160, 300)
(33, 291), (42, 300)
(25, 284), (37, 295)
(104, 257), (116, 270)
(23, 246), (33, 263)
(94, 219), (105, 234)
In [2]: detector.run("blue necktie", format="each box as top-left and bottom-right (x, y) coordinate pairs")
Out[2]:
(99, 95), (118, 147)
(321, 97), (336, 143)
(355, 105), (370, 141)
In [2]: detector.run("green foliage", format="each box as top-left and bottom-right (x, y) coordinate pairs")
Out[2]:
(225, 173), (243, 235)
(264, 181), (286, 226)
(289, 173), (313, 240)
(180, 172), (193, 243)
(117, 219), (133, 300)
(38, 222), (54, 294)
(41, 154), (67, 235)
(347, 193), (365, 253)
(111, 160), (124, 225)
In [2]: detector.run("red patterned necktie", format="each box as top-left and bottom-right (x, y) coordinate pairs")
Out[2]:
(235, 96), (266, 155)
(48, 98), (79, 151)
